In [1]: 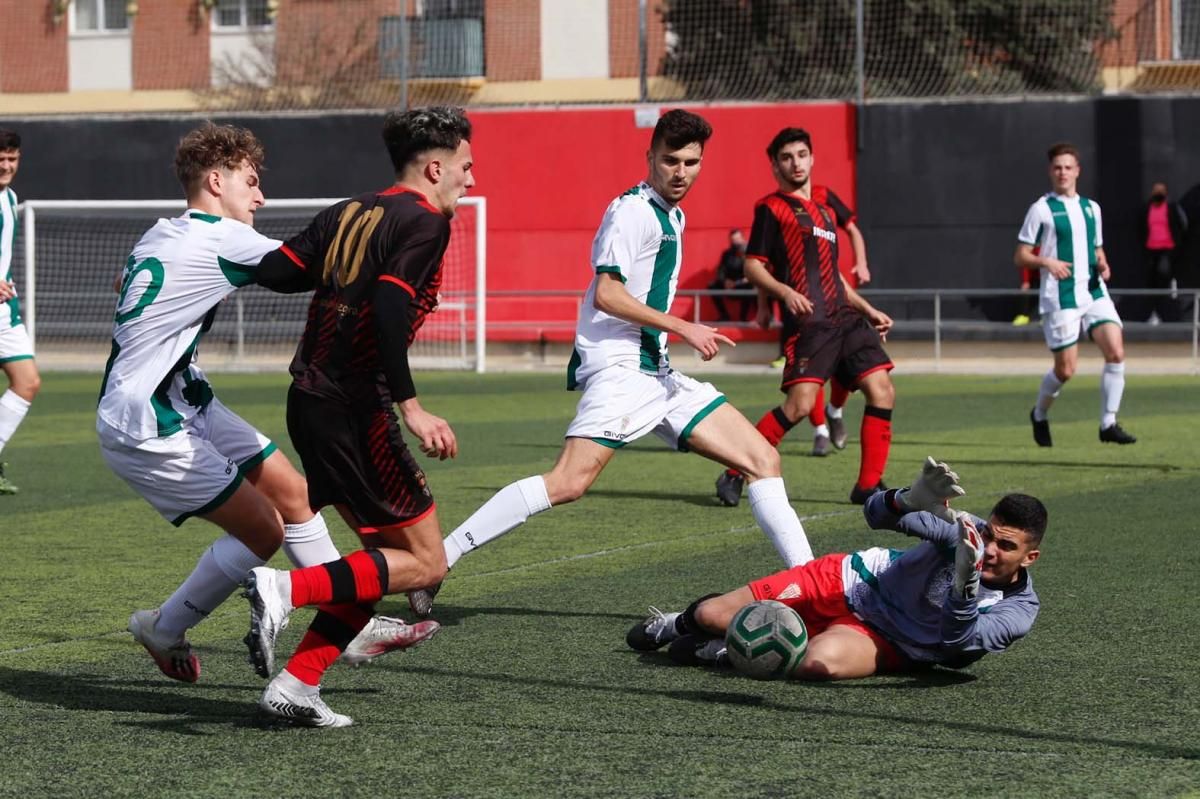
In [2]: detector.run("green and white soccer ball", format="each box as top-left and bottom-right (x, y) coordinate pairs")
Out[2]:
(725, 600), (809, 680)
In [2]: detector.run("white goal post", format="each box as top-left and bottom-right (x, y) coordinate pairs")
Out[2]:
(15, 196), (487, 373)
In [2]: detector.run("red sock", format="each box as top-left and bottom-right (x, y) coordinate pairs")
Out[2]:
(289, 550), (388, 607)
(856, 405), (893, 489)
(809, 386), (827, 427)
(830, 379), (850, 409)
(285, 603), (374, 686)
(756, 406), (798, 448)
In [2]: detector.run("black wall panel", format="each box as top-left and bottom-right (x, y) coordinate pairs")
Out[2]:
(7, 112), (390, 200)
(7, 99), (1200, 292)
(859, 96), (1200, 292)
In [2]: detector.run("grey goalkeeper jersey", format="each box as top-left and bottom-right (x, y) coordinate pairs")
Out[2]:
(855, 491), (1040, 667)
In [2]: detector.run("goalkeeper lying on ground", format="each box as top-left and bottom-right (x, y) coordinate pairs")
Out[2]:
(628, 458), (1045, 679)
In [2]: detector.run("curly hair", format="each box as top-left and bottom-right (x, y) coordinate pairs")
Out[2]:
(382, 106), (472, 175)
(174, 122), (265, 194)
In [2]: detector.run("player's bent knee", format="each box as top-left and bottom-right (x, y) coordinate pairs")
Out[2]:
(741, 445), (781, 481)
(795, 655), (841, 681)
(693, 599), (729, 635)
(12, 374), (40, 401)
(864, 381), (895, 408)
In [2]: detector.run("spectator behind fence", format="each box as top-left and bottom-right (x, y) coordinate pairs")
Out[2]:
(707, 228), (752, 321)
(1137, 181), (1187, 324)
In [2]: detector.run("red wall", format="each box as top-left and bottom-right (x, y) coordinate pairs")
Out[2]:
(466, 103), (858, 337)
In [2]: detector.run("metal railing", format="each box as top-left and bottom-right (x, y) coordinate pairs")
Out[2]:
(486, 287), (1200, 373)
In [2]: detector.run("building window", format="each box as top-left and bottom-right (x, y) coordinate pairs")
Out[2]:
(74, 0), (129, 32)
(214, 0), (272, 29)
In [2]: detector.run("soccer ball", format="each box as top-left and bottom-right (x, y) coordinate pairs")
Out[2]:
(725, 600), (809, 680)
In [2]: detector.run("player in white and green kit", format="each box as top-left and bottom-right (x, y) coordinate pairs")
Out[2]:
(408, 110), (816, 617)
(101, 124), (425, 689)
(0, 129), (41, 494)
(1015, 142), (1136, 447)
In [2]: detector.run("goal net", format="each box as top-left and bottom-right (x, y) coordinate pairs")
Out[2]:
(13, 196), (486, 373)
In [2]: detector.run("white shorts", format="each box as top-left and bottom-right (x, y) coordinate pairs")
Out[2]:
(0, 322), (34, 365)
(565, 366), (726, 451)
(98, 397), (276, 526)
(1042, 296), (1122, 352)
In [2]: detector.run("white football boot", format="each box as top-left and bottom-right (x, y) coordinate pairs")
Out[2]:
(128, 609), (200, 683)
(242, 567), (292, 679)
(339, 616), (441, 667)
(259, 671), (352, 728)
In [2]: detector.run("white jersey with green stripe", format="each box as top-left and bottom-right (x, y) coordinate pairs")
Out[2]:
(1017, 192), (1108, 313)
(1, 187), (20, 332)
(96, 210), (281, 441)
(568, 182), (685, 390)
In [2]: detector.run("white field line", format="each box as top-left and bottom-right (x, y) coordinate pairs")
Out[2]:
(0, 507), (862, 658)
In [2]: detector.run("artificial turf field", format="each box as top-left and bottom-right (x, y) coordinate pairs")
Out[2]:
(1, 370), (1198, 799)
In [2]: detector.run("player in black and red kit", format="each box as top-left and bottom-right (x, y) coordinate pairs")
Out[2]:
(242, 107), (475, 727)
(717, 127), (896, 508)
(764, 183), (868, 455)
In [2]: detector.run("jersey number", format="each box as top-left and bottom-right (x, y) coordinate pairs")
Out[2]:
(323, 202), (384, 288)
(115, 256), (164, 324)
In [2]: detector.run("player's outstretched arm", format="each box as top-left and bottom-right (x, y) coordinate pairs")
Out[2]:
(863, 488), (964, 546)
(593, 273), (734, 361)
(254, 247), (315, 294)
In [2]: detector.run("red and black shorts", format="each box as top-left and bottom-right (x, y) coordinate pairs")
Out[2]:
(780, 313), (893, 392)
(286, 385), (434, 531)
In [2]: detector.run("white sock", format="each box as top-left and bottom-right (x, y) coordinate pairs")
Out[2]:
(158, 534), (265, 639)
(1034, 370), (1063, 421)
(747, 477), (813, 567)
(276, 667), (320, 696)
(0, 389), (31, 455)
(283, 513), (340, 567)
(813, 423), (830, 438)
(1100, 362), (1125, 429)
(826, 404), (843, 420)
(444, 476), (552, 569)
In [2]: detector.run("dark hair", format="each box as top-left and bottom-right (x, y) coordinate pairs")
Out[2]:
(650, 109), (712, 152)
(382, 106), (472, 175)
(1047, 142), (1079, 163)
(767, 127), (812, 160)
(991, 493), (1048, 546)
(174, 122), (264, 194)
(0, 129), (20, 151)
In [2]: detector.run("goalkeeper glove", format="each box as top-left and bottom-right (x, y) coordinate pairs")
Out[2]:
(952, 514), (985, 601)
(897, 456), (965, 522)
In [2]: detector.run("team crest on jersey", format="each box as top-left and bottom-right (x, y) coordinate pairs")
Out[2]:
(795, 357), (809, 373)
(776, 583), (803, 600)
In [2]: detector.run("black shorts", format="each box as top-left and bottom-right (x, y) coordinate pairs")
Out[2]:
(780, 314), (893, 391)
(286, 385), (434, 530)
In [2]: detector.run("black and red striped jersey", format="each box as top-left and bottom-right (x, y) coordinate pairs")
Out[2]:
(281, 186), (451, 407)
(747, 186), (855, 324)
